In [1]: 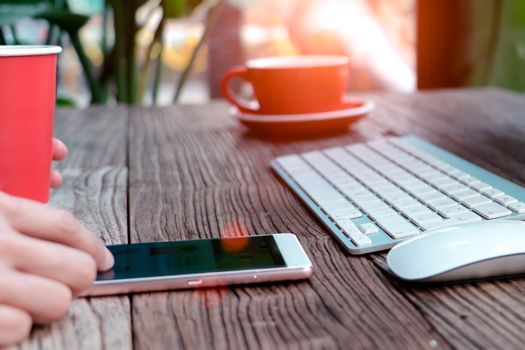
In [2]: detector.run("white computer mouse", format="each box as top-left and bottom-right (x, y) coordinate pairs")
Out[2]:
(387, 220), (525, 283)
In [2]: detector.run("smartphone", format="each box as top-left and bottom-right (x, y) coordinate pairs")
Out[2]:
(82, 233), (312, 296)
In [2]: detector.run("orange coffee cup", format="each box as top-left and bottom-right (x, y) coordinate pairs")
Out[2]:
(221, 55), (349, 115)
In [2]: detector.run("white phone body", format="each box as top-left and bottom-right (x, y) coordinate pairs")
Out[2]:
(82, 233), (312, 297)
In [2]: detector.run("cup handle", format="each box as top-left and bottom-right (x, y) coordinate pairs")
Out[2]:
(221, 66), (260, 114)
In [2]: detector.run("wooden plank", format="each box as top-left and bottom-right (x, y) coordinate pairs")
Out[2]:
(128, 104), (451, 349)
(11, 107), (132, 350)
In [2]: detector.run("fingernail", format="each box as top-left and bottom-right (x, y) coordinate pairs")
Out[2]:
(104, 247), (115, 270)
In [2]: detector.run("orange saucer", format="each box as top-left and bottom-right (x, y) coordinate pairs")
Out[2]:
(231, 99), (374, 134)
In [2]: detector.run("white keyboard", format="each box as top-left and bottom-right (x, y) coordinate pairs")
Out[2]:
(271, 136), (525, 254)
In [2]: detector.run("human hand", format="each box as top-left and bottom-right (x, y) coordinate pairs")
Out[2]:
(0, 192), (114, 346)
(51, 138), (68, 188)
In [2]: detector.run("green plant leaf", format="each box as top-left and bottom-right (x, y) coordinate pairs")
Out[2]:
(56, 96), (76, 107)
(162, 0), (204, 18)
(35, 8), (107, 103)
(34, 9), (89, 33)
(162, 0), (185, 18)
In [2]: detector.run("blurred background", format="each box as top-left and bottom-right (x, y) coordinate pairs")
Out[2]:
(0, 0), (523, 108)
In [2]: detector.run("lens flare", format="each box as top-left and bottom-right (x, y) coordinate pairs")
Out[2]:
(190, 219), (253, 308)
(219, 219), (251, 253)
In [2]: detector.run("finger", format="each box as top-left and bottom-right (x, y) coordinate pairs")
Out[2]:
(0, 304), (32, 346)
(52, 138), (68, 161)
(4, 232), (97, 294)
(50, 170), (63, 188)
(0, 193), (114, 271)
(0, 268), (72, 323)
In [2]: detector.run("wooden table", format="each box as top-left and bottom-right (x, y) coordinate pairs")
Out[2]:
(14, 88), (525, 350)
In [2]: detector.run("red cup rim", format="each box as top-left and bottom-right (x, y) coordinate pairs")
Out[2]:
(0, 45), (62, 57)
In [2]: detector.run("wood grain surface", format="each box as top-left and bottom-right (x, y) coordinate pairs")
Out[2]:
(14, 88), (525, 349)
(11, 107), (132, 350)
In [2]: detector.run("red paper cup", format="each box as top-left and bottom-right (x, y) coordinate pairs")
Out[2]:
(0, 45), (62, 203)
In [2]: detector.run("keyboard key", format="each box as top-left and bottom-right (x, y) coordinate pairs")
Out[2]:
(344, 228), (373, 247)
(351, 193), (380, 204)
(410, 212), (443, 228)
(417, 168), (443, 178)
(427, 176), (455, 187)
(427, 197), (457, 210)
(410, 164), (435, 173)
(469, 181), (492, 192)
(415, 190), (447, 203)
(382, 192), (413, 204)
(446, 169), (469, 179)
(434, 163), (455, 172)
(447, 211), (482, 223)
(397, 178), (425, 188)
(374, 186), (404, 196)
(294, 173), (328, 188)
(350, 234), (373, 247)
(422, 168), (447, 178)
(426, 211), (482, 230)
(424, 217), (475, 231)
(461, 176), (482, 186)
(437, 204), (470, 218)
(277, 155), (309, 171)
(363, 179), (391, 188)
(482, 188), (505, 199)
(399, 205), (433, 217)
(460, 195), (492, 208)
(348, 198), (375, 209)
(390, 175), (419, 186)
(382, 167), (408, 176)
(320, 200), (352, 211)
(376, 214), (420, 239)
(451, 189), (482, 201)
(439, 183), (470, 195)
(423, 220), (451, 231)
(359, 200), (390, 212)
(337, 181), (361, 191)
(508, 201), (525, 213)
(335, 218), (356, 229)
(405, 184), (436, 196)
(494, 195), (518, 206)
(329, 176), (356, 187)
(390, 198), (422, 210)
(359, 223), (380, 235)
(473, 202), (512, 219)
(329, 206), (362, 220)
(342, 187), (371, 198)
(302, 186), (335, 199)
(313, 192), (346, 205)
(366, 206), (397, 220)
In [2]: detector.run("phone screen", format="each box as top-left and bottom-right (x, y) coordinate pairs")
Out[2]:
(97, 236), (286, 281)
